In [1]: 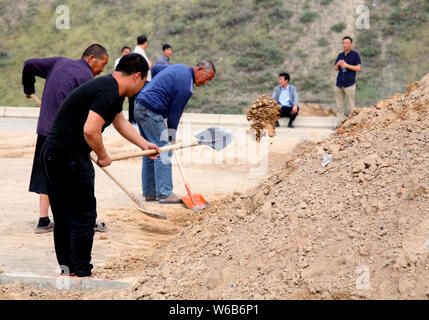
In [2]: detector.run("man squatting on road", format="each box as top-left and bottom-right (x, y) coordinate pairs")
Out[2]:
(22, 44), (109, 234)
(40, 53), (160, 277)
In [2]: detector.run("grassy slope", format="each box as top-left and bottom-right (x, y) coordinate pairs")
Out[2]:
(0, 0), (428, 113)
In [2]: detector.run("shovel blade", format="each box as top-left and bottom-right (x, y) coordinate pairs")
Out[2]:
(135, 199), (168, 219)
(182, 193), (210, 210)
(194, 127), (234, 152)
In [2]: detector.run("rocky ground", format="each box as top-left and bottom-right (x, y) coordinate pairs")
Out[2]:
(129, 73), (429, 300)
(1, 74), (428, 300)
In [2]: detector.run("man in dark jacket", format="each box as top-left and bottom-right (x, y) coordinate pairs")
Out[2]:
(22, 44), (108, 233)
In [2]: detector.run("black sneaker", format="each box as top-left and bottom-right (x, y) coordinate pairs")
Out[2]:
(288, 123), (295, 128)
(35, 221), (54, 234)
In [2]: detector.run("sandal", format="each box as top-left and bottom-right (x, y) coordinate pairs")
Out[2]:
(94, 221), (107, 232)
(159, 194), (183, 204)
(145, 196), (157, 202)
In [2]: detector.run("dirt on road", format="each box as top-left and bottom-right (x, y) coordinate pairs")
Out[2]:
(0, 73), (428, 299)
(128, 73), (429, 300)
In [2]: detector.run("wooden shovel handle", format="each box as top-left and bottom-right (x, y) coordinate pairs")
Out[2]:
(31, 94), (41, 107)
(111, 140), (200, 161)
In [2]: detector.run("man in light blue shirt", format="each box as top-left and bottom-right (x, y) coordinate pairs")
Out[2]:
(272, 72), (299, 128)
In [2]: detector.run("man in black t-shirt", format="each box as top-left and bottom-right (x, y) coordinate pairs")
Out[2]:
(41, 53), (160, 278)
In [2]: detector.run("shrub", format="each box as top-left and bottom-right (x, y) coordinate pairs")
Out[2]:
(330, 22), (346, 33)
(360, 45), (382, 57)
(320, 0), (332, 5)
(317, 37), (329, 47)
(167, 23), (185, 35)
(300, 10), (317, 23)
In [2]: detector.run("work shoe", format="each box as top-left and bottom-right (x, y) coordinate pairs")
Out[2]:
(94, 221), (107, 232)
(35, 221), (54, 234)
(159, 193), (182, 204)
(61, 272), (95, 279)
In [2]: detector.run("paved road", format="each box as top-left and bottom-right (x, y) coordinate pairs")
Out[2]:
(0, 117), (333, 278)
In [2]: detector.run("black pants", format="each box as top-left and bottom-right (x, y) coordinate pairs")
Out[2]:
(280, 105), (299, 125)
(128, 95), (136, 123)
(29, 134), (48, 194)
(41, 144), (96, 277)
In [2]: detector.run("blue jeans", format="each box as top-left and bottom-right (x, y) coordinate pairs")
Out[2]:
(134, 103), (173, 199)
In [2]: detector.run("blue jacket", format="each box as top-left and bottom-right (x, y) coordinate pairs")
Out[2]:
(272, 84), (299, 107)
(136, 64), (194, 131)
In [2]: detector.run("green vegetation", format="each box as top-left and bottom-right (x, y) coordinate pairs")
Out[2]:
(330, 22), (346, 33)
(0, 0), (428, 113)
(300, 10), (318, 23)
(317, 38), (329, 47)
(352, 0), (429, 106)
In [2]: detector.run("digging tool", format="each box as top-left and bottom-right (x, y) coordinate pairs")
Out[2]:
(111, 127), (234, 161)
(90, 154), (167, 219)
(172, 149), (209, 210)
(30, 94), (42, 106)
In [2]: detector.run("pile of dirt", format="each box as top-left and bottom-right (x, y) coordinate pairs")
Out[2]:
(299, 103), (336, 117)
(246, 95), (281, 141)
(131, 74), (429, 300)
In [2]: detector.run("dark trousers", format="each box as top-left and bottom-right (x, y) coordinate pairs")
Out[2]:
(280, 105), (299, 125)
(128, 95), (136, 123)
(29, 134), (48, 194)
(41, 144), (96, 277)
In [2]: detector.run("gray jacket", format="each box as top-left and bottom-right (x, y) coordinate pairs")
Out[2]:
(272, 84), (299, 106)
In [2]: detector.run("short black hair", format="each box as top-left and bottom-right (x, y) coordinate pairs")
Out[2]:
(162, 43), (172, 51)
(121, 46), (131, 53)
(81, 44), (108, 59)
(196, 60), (216, 75)
(279, 72), (290, 81)
(343, 36), (353, 43)
(137, 34), (148, 45)
(115, 53), (149, 79)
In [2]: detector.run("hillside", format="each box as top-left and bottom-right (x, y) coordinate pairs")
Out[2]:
(0, 0), (428, 113)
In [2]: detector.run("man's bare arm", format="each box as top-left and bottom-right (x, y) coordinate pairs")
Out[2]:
(112, 112), (160, 159)
(84, 111), (111, 167)
(344, 63), (360, 72)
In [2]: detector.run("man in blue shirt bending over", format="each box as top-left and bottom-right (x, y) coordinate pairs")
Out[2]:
(135, 60), (216, 204)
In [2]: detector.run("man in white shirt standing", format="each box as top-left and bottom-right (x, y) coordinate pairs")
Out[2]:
(114, 46), (131, 69)
(114, 46), (136, 123)
(133, 35), (152, 82)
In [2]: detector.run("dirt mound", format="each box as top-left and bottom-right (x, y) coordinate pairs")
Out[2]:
(131, 74), (429, 300)
(299, 103), (336, 117)
(246, 95), (281, 141)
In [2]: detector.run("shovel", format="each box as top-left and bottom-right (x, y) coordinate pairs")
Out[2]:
(31, 94), (167, 219)
(90, 154), (168, 219)
(111, 127), (235, 161)
(172, 147), (209, 210)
